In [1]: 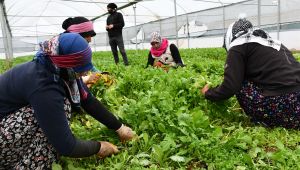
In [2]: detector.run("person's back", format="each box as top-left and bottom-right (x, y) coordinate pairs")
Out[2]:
(230, 42), (300, 95)
(0, 61), (63, 118)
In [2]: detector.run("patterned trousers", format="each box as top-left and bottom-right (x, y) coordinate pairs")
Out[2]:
(236, 81), (300, 129)
(0, 99), (71, 170)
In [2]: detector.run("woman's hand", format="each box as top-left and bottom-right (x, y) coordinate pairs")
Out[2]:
(82, 73), (101, 88)
(97, 141), (119, 158)
(116, 124), (136, 142)
(154, 61), (163, 67)
(201, 84), (210, 95)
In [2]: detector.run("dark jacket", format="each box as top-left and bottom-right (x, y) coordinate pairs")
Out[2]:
(0, 60), (122, 157)
(205, 43), (300, 101)
(106, 11), (125, 38)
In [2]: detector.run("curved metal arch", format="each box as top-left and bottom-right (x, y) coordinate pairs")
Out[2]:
(0, 0), (13, 59)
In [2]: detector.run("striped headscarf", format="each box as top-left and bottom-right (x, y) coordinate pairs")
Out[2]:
(38, 33), (93, 73)
(62, 17), (96, 38)
(35, 33), (93, 103)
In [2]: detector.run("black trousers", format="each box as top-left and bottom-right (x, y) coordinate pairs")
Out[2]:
(109, 35), (129, 65)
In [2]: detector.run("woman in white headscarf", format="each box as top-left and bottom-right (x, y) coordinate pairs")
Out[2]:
(201, 18), (300, 129)
(146, 31), (185, 68)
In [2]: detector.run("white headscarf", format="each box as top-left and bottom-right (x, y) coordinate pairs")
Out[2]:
(224, 22), (235, 51)
(224, 19), (282, 51)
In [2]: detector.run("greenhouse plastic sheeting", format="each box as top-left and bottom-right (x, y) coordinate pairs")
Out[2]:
(0, 0), (300, 56)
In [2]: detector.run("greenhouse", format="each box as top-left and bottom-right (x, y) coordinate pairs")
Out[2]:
(0, 0), (300, 59)
(1, 0), (300, 169)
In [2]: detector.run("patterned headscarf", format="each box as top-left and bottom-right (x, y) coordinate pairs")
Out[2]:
(150, 31), (169, 57)
(224, 18), (281, 51)
(150, 31), (162, 44)
(224, 18), (253, 50)
(35, 33), (92, 104)
(232, 18), (253, 40)
(37, 33), (93, 73)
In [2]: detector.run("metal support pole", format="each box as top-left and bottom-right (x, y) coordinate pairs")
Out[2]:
(186, 15), (190, 49)
(0, 1), (13, 60)
(93, 36), (96, 52)
(277, 0), (280, 40)
(258, 0), (261, 27)
(218, 0), (225, 34)
(174, 0), (178, 46)
(222, 6), (225, 33)
(36, 24), (39, 51)
(141, 27), (144, 49)
(159, 20), (162, 36)
(133, 4), (137, 51)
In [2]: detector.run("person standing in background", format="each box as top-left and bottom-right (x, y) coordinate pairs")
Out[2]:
(106, 3), (129, 66)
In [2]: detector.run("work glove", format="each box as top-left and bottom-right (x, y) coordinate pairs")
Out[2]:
(116, 124), (135, 142)
(97, 141), (119, 158)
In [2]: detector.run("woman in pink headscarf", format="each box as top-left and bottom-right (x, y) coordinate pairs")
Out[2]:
(62, 17), (106, 86)
(146, 31), (185, 68)
(62, 16), (96, 43)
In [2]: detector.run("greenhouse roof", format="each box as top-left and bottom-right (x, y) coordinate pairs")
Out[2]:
(4, 0), (246, 37)
(2, 0), (300, 59)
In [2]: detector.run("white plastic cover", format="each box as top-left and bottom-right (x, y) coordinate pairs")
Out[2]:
(3, 0), (244, 37)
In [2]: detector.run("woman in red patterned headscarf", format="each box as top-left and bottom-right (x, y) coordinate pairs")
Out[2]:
(0, 33), (134, 169)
